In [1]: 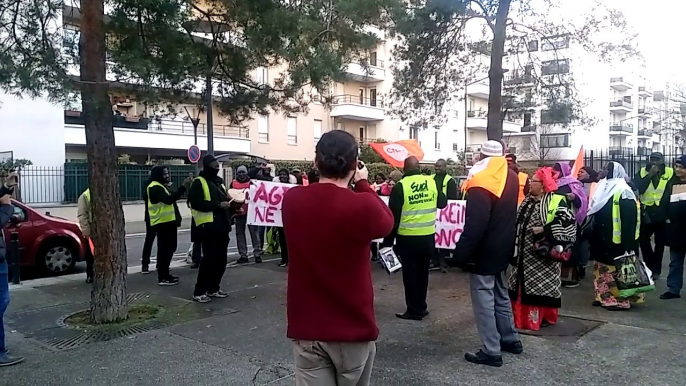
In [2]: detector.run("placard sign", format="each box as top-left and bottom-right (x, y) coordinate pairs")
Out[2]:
(247, 180), (467, 249)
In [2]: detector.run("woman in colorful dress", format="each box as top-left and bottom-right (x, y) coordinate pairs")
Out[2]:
(508, 167), (577, 331)
(587, 162), (643, 310)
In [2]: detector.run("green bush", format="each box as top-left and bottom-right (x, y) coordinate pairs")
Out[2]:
(225, 159), (467, 180)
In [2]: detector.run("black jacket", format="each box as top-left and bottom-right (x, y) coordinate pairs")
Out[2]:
(633, 167), (671, 224)
(434, 173), (459, 200)
(589, 197), (639, 265)
(188, 172), (232, 234)
(453, 169), (519, 275)
(666, 177), (686, 251)
(145, 183), (185, 227)
(382, 170), (448, 246)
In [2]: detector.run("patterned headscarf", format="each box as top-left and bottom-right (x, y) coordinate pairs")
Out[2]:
(534, 167), (559, 193)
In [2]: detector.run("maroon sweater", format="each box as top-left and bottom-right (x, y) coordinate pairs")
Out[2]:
(282, 180), (394, 342)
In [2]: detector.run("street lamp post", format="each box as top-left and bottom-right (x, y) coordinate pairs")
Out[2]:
(184, 106), (202, 175)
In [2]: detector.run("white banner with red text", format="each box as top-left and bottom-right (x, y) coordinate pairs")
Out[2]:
(246, 180), (466, 249)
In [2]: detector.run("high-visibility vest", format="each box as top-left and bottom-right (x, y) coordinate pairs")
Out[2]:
(545, 194), (567, 224)
(612, 191), (641, 244)
(82, 188), (93, 222)
(398, 174), (438, 236)
(639, 167), (674, 206)
(146, 181), (176, 226)
(517, 173), (528, 205)
(191, 177), (227, 226)
(430, 173), (452, 195)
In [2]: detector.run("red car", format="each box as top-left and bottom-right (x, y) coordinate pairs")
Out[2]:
(3, 200), (87, 274)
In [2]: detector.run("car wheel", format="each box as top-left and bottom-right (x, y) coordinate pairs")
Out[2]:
(41, 243), (76, 275)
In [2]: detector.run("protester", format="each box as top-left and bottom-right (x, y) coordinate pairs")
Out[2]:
(146, 166), (191, 286)
(140, 170), (156, 274)
(283, 130), (394, 385)
(578, 167), (599, 197)
(634, 152), (673, 280)
(76, 188), (95, 283)
(292, 168), (304, 185)
(449, 140), (521, 367)
(389, 169), (403, 182)
(509, 167), (576, 331)
(372, 173), (387, 194)
(430, 159), (458, 272)
(231, 166), (263, 264)
(274, 168), (295, 266)
(379, 179), (396, 196)
(307, 167), (320, 184)
(189, 155), (233, 303)
(384, 156), (447, 321)
(505, 154), (529, 205)
(0, 173), (23, 366)
(552, 162), (587, 221)
(588, 162), (642, 311)
(250, 161), (273, 182)
(661, 155), (686, 299)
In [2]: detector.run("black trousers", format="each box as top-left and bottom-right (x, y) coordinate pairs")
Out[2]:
(640, 221), (667, 276)
(194, 233), (230, 296)
(278, 227), (288, 264)
(155, 222), (178, 281)
(141, 222), (156, 267)
(397, 235), (435, 316)
(192, 242), (203, 264)
(431, 249), (449, 267)
(85, 241), (94, 278)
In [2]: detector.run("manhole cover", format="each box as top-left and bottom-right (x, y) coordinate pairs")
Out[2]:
(7, 292), (237, 351)
(517, 316), (604, 342)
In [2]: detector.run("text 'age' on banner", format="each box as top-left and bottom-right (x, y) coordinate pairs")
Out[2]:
(246, 180), (466, 249)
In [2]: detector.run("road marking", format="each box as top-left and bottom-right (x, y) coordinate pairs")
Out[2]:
(126, 229), (190, 239)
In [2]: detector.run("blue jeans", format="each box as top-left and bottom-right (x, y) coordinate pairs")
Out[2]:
(0, 270), (9, 356)
(667, 249), (686, 295)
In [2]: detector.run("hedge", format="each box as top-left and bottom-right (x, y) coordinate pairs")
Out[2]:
(225, 160), (469, 180)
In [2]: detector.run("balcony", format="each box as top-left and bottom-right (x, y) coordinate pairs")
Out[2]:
(609, 146), (633, 156)
(609, 124), (633, 135)
(466, 110), (520, 133)
(610, 77), (633, 91)
(466, 82), (490, 99)
(329, 94), (385, 121)
(64, 112), (251, 154)
(637, 129), (652, 138)
(638, 86), (652, 97)
(521, 125), (537, 133)
(504, 74), (534, 87)
(344, 59), (386, 83)
(637, 107), (651, 117)
(609, 97), (633, 112)
(637, 146), (651, 156)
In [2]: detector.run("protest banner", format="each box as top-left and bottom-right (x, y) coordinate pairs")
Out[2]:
(247, 180), (466, 249)
(246, 180), (295, 227)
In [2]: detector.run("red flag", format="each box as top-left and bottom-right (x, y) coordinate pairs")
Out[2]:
(570, 146), (584, 178)
(369, 139), (424, 167)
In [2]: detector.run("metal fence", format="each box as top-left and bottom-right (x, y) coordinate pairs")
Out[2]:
(17, 164), (195, 204)
(584, 148), (682, 178)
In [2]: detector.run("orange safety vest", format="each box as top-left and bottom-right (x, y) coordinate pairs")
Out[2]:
(462, 157), (509, 198)
(517, 172), (528, 204)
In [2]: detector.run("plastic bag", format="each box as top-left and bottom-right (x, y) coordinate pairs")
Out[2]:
(613, 252), (655, 298)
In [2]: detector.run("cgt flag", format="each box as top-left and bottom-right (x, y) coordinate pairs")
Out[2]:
(369, 139), (424, 167)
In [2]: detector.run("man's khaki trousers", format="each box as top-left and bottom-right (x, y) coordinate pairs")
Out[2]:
(292, 340), (376, 386)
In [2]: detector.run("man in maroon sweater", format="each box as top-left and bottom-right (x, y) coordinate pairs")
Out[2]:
(282, 130), (394, 386)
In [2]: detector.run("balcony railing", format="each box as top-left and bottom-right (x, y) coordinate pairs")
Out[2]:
(637, 129), (652, 137)
(467, 110), (488, 118)
(504, 74), (534, 86)
(521, 125), (537, 132)
(609, 146), (633, 155)
(609, 98), (633, 109)
(65, 110), (249, 138)
(610, 77), (631, 84)
(331, 94), (382, 107)
(609, 124), (634, 133)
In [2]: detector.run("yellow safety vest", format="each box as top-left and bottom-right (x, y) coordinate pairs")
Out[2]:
(82, 188), (93, 222)
(639, 167), (674, 206)
(430, 173), (452, 195)
(191, 177), (227, 226)
(612, 191), (641, 244)
(545, 194), (567, 224)
(398, 174), (438, 236)
(146, 181), (176, 226)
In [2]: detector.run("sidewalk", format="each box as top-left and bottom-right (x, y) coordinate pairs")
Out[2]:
(4, 260), (686, 385)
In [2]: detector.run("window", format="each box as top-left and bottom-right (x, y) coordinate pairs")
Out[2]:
(313, 119), (322, 144)
(369, 89), (377, 107)
(521, 138), (531, 151)
(453, 143), (458, 151)
(370, 52), (378, 67)
(434, 131), (440, 150)
(256, 67), (268, 85)
(257, 115), (269, 142)
(540, 107), (571, 125)
(541, 59), (570, 76)
(409, 126), (419, 140)
(527, 40), (539, 52)
(287, 116), (297, 145)
(540, 133), (570, 148)
(541, 36), (570, 51)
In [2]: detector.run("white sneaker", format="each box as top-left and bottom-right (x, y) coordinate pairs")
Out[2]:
(207, 290), (229, 298)
(193, 294), (211, 303)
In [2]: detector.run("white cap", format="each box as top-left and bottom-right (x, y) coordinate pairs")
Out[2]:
(480, 140), (504, 157)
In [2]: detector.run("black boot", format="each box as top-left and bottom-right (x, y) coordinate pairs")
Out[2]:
(465, 350), (503, 367)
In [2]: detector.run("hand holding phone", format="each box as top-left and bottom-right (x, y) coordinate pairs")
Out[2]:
(354, 161), (369, 183)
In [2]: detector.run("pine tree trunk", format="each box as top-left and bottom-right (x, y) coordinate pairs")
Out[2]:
(486, 0), (511, 141)
(80, 0), (128, 323)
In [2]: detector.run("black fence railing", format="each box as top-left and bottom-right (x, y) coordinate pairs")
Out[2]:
(16, 164), (196, 204)
(584, 149), (682, 178)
